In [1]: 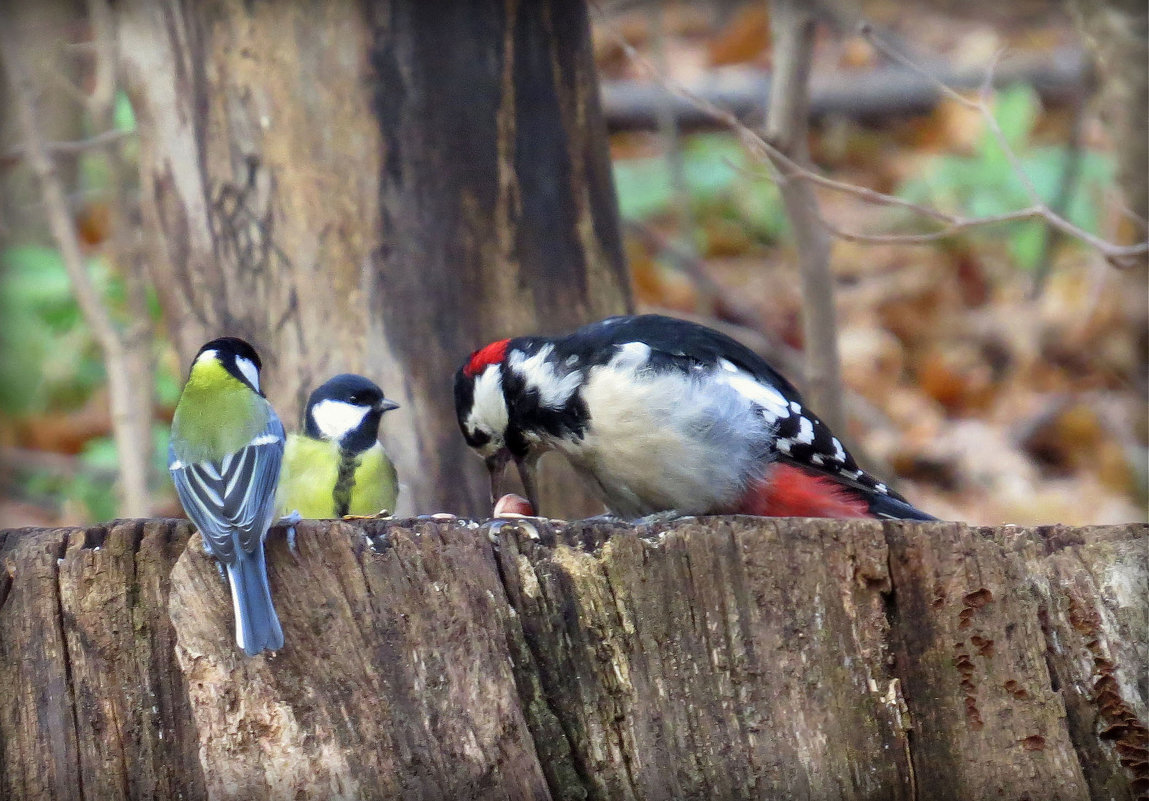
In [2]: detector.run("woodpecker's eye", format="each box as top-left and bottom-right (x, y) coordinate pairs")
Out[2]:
(348, 394), (361, 404)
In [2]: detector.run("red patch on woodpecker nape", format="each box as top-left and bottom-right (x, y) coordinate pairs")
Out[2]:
(736, 463), (873, 519)
(464, 339), (510, 378)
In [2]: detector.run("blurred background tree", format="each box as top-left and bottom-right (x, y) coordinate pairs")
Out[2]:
(1, 0), (1145, 527)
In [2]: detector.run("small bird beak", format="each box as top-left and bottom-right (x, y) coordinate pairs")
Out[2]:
(377, 398), (400, 413)
(514, 453), (541, 516)
(484, 450), (511, 507)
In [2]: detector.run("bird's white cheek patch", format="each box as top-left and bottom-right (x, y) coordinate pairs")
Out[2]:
(466, 366), (509, 446)
(311, 399), (370, 441)
(235, 356), (260, 392)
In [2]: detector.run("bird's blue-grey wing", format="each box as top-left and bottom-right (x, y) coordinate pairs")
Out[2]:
(168, 415), (285, 561)
(229, 415), (285, 554)
(170, 446), (239, 562)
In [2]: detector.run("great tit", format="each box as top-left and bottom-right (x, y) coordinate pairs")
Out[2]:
(168, 337), (286, 656)
(277, 374), (401, 519)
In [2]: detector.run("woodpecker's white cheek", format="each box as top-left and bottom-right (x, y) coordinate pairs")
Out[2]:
(195, 349), (218, 365)
(235, 356), (260, 392)
(311, 399), (370, 441)
(466, 366), (509, 443)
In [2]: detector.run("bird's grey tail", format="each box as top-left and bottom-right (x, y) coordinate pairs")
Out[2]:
(225, 545), (284, 656)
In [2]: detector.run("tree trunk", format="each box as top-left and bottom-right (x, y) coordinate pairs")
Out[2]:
(1, 517), (1144, 801)
(113, 0), (630, 519)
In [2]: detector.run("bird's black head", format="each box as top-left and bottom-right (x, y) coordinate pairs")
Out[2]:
(454, 339), (513, 453)
(304, 373), (399, 453)
(193, 336), (265, 395)
(456, 337), (579, 514)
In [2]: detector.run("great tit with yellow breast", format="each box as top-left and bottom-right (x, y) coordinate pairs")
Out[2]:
(168, 337), (286, 656)
(277, 374), (400, 519)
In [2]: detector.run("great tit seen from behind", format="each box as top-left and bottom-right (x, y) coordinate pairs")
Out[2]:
(278, 373), (400, 519)
(168, 337), (286, 657)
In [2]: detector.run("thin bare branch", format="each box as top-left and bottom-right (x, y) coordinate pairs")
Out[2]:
(2, 128), (134, 161)
(816, 206), (1048, 246)
(765, 0), (844, 432)
(0, 19), (152, 517)
(1, 44), (120, 354)
(86, 0), (155, 518)
(596, 10), (1149, 268)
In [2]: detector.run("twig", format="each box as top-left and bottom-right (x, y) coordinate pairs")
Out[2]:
(2, 129), (135, 162)
(816, 205), (1047, 245)
(623, 219), (774, 335)
(1031, 82), (1089, 297)
(601, 47), (1088, 132)
(0, 18), (152, 517)
(0, 447), (119, 480)
(595, 10), (1149, 268)
(647, 3), (704, 311)
(858, 25), (1147, 266)
(765, 0), (844, 432)
(86, 0), (156, 517)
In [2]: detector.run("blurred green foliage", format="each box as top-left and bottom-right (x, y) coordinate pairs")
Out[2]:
(612, 88), (1114, 273)
(0, 245), (107, 414)
(0, 241), (178, 522)
(0, 86), (179, 524)
(612, 133), (789, 246)
(897, 85), (1114, 269)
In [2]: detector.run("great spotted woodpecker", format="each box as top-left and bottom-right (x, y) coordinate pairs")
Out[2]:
(454, 314), (935, 521)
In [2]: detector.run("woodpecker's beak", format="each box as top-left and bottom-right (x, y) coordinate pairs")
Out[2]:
(514, 453), (541, 516)
(484, 449), (541, 515)
(376, 398), (400, 413)
(484, 450), (511, 508)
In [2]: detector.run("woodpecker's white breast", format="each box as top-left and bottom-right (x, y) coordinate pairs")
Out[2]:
(548, 350), (775, 517)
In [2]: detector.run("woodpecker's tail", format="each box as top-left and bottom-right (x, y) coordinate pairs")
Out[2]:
(225, 545), (284, 656)
(865, 492), (938, 521)
(737, 463), (938, 521)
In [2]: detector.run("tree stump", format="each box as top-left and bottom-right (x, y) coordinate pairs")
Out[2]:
(1, 517), (1145, 800)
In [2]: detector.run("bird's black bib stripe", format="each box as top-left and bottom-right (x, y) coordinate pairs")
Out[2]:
(332, 450), (361, 518)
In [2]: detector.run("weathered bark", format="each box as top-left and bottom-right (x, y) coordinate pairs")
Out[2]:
(1, 518), (1144, 801)
(114, 0), (630, 519)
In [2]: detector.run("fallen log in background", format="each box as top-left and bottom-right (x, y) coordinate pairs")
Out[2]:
(0, 516), (1144, 801)
(602, 46), (1087, 132)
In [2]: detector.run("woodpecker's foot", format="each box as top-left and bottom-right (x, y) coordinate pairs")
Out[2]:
(275, 511), (302, 561)
(483, 518), (542, 543)
(341, 508), (393, 521)
(215, 560), (227, 583)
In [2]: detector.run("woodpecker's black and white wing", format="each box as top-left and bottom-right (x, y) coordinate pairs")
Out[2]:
(169, 415), (286, 562)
